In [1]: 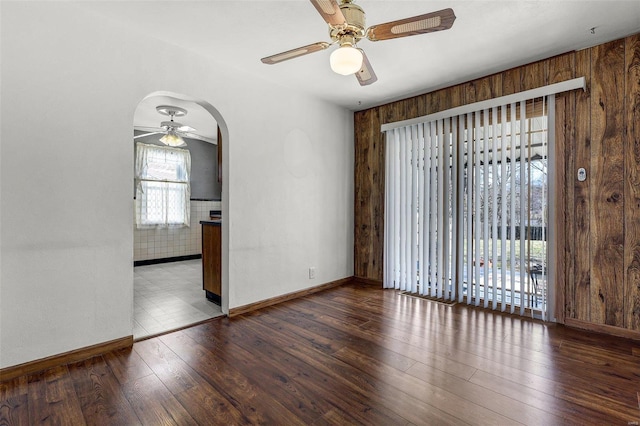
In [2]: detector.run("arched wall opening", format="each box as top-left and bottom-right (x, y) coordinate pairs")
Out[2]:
(132, 91), (230, 330)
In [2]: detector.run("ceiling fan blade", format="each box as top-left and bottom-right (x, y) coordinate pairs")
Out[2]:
(355, 49), (377, 86)
(177, 125), (197, 133)
(367, 8), (456, 42)
(261, 42), (331, 65)
(180, 131), (217, 145)
(309, 0), (346, 27)
(134, 132), (162, 140)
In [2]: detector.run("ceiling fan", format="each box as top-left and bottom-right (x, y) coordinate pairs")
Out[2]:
(134, 105), (198, 147)
(261, 0), (456, 86)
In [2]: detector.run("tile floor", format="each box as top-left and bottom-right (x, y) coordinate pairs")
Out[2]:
(134, 259), (223, 340)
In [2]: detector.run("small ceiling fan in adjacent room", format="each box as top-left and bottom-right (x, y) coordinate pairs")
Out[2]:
(134, 105), (199, 147)
(261, 0), (456, 86)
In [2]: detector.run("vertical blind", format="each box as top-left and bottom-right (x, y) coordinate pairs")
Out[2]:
(383, 96), (554, 319)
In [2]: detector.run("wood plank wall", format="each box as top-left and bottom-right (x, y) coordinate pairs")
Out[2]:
(354, 33), (640, 337)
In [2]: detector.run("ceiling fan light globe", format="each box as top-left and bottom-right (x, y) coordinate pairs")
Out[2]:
(330, 45), (363, 75)
(159, 132), (186, 147)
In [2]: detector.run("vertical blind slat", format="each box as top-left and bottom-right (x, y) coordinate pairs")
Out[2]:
(491, 106), (499, 311)
(400, 128), (406, 290)
(482, 109), (490, 309)
(392, 130), (398, 288)
(404, 127), (412, 291)
(500, 105), (508, 311)
(411, 125), (419, 294)
(466, 113), (474, 305)
(519, 101), (527, 316)
(509, 103), (517, 313)
(456, 115), (465, 302)
(437, 119), (445, 299)
(422, 123), (431, 296)
(474, 112), (482, 307)
(540, 97), (548, 321)
(429, 122), (438, 298)
(443, 117), (452, 300)
(418, 124), (425, 294)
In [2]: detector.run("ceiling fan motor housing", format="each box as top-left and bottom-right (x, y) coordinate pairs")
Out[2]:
(330, 1), (366, 44)
(161, 120), (183, 130)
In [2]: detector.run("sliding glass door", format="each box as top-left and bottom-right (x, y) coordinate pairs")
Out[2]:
(384, 97), (553, 320)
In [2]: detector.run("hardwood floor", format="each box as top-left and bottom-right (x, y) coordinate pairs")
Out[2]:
(1, 282), (639, 425)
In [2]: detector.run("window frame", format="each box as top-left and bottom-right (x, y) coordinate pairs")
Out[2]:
(135, 142), (191, 228)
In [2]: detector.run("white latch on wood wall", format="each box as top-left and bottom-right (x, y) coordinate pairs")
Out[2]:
(578, 168), (587, 182)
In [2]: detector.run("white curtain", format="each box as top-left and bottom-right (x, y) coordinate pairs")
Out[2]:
(135, 143), (191, 228)
(384, 97), (553, 320)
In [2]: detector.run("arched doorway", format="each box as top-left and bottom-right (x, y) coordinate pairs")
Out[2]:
(131, 91), (229, 339)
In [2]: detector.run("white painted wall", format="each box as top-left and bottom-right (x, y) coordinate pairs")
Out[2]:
(0, 3), (353, 368)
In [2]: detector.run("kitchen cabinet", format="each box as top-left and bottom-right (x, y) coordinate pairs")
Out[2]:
(201, 220), (221, 304)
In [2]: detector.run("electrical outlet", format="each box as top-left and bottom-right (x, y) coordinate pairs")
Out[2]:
(309, 267), (316, 279)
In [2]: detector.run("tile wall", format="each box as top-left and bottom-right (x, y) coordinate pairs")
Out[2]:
(134, 200), (222, 261)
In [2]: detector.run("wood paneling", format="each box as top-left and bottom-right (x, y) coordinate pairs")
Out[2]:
(354, 32), (640, 338)
(521, 59), (548, 91)
(502, 67), (522, 96)
(354, 107), (383, 279)
(624, 35), (640, 331)
(465, 74), (502, 103)
(574, 47), (592, 322)
(589, 39), (626, 327)
(549, 52), (576, 323)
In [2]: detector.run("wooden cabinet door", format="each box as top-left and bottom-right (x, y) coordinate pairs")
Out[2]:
(202, 224), (221, 297)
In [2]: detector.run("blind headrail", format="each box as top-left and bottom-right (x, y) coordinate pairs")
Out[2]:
(381, 77), (585, 132)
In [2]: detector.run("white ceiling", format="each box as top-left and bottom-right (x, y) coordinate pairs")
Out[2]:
(98, 0), (640, 139)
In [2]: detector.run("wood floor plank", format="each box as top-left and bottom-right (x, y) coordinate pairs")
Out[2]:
(312, 407), (369, 426)
(133, 339), (200, 395)
(27, 365), (85, 425)
(172, 384), (251, 426)
(286, 296), (559, 393)
(403, 358), (564, 425)
(67, 355), (140, 425)
(558, 339), (640, 374)
(1, 282), (638, 424)
(468, 369), (619, 425)
(332, 345), (517, 425)
(555, 385), (640, 423)
(103, 346), (153, 385)
(294, 298), (478, 380)
(363, 298), (639, 406)
(159, 330), (307, 426)
(133, 335), (250, 425)
(191, 315), (410, 425)
(306, 290), (560, 368)
(122, 373), (197, 425)
(241, 309), (469, 425)
(170, 328), (326, 424)
(271, 302), (418, 373)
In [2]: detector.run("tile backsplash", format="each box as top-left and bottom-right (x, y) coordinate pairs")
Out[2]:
(134, 200), (222, 261)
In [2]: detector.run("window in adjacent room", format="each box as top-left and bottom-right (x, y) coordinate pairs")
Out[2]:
(135, 142), (191, 228)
